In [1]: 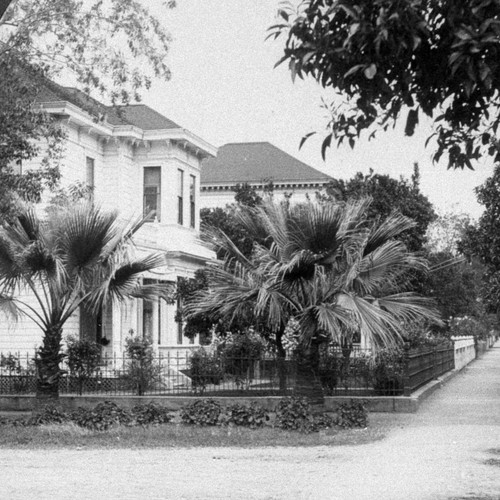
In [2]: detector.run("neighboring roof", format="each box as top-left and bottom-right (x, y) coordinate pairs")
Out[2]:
(201, 142), (332, 186)
(36, 81), (180, 131)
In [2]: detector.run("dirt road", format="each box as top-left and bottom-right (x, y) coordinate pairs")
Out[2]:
(1, 345), (499, 500)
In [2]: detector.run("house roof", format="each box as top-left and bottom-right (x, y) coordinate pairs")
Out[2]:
(201, 142), (332, 186)
(36, 82), (180, 131)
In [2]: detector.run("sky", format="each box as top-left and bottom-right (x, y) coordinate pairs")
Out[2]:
(142, 0), (494, 219)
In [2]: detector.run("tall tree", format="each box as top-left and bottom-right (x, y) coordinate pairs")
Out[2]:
(319, 166), (436, 251)
(271, 0), (500, 169)
(0, 202), (173, 399)
(188, 199), (440, 403)
(459, 164), (500, 314)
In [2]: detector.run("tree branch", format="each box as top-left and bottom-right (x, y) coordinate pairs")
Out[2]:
(0, 0), (13, 22)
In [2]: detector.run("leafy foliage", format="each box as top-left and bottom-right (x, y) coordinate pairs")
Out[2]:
(0, 55), (64, 222)
(336, 400), (368, 429)
(225, 402), (270, 428)
(28, 404), (70, 426)
(416, 251), (482, 319)
(188, 348), (224, 393)
(275, 396), (335, 433)
(71, 401), (132, 431)
(1, 0), (175, 104)
(459, 165), (500, 313)
(319, 166), (436, 251)
(449, 316), (492, 341)
(130, 403), (173, 426)
(180, 399), (223, 426)
(271, 0), (500, 169)
(371, 347), (405, 395)
(124, 336), (163, 396)
(66, 335), (101, 395)
(200, 207), (255, 260)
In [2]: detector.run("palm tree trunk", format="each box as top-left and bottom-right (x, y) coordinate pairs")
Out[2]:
(294, 336), (324, 406)
(35, 325), (64, 400)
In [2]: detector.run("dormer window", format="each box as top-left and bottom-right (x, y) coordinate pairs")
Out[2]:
(144, 167), (161, 222)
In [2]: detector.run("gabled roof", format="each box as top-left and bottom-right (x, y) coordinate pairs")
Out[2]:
(201, 142), (332, 186)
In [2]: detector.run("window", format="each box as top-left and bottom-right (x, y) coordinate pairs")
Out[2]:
(144, 167), (161, 222)
(189, 175), (196, 228)
(177, 169), (184, 225)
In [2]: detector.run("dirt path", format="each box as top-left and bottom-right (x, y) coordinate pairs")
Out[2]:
(1, 345), (499, 500)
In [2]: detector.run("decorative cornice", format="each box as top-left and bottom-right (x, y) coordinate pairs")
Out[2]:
(38, 101), (217, 159)
(201, 180), (330, 192)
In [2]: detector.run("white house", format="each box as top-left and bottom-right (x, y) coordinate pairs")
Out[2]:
(200, 142), (333, 208)
(0, 84), (217, 359)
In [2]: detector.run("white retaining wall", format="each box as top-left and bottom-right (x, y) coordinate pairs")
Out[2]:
(451, 336), (476, 371)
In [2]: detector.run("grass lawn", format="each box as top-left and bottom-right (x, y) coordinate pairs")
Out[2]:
(0, 412), (401, 449)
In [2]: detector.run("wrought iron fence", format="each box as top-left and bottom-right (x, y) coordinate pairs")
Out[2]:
(403, 342), (455, 396)
(0, 343), (456, 397)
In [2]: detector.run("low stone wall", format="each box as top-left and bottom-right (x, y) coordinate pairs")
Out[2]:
(451, 335), (476, 371)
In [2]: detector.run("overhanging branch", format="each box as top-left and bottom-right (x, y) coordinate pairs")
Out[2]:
(0, 0), (13, 22)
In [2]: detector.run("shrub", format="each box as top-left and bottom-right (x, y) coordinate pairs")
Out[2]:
(188, 348), (224, 393)
(131, 403), (172, 426)
(71, 401), (132, 431)
(124, 336), (162, 395)
(274, 397), (335, 432)
(218, 331), (265, 388)
(180, 399), (223, 426)
(66, 336), (101, 395)
(274, 396), (334, 433)
(28, 405), (70, 426)
(225, 403), (270, 429)
(449, 316), (491, 341)
(0, 353), (21, 373)
(275, 396), (315, 432)
(336, 400), (368, 428)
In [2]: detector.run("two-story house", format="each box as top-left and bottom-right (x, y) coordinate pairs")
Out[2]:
(0, 84), (217, 360)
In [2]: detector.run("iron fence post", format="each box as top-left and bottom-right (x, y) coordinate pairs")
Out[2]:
(403, 342), (411, 396)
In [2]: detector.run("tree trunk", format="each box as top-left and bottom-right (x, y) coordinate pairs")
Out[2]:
(275, 328), (288, 394)
(294, 336), (324, 406)
(35, 326), (64, 400)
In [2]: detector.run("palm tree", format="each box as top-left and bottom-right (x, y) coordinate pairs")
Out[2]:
(187, 199), (441, 403)
(0, 202), (172, 399)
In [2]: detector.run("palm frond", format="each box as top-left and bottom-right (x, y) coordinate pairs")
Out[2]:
(364, 211), (416, 256)
(54, 201), (120, 274)
(355, 240), (428, 295)
(105, 253), (167, 301)
(336, 292), (404, 350)
(376, 293), (443, 326)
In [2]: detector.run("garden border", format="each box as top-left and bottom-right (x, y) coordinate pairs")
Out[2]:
(0, 365), (464, 414)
